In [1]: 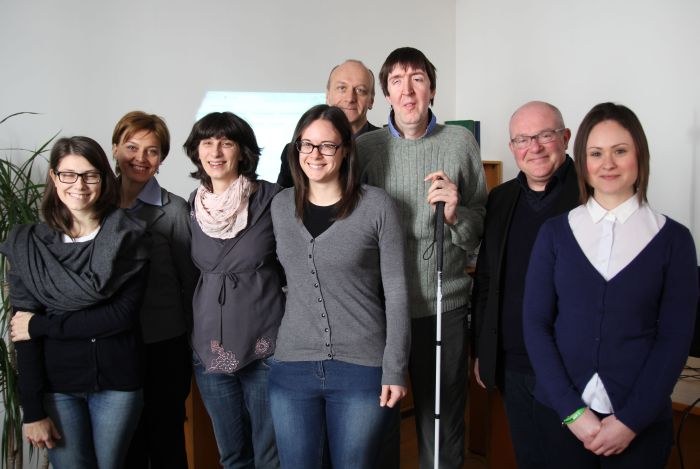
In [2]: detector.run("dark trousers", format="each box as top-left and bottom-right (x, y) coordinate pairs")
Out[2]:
(374, 405), (400, 469)
(125, 334), (192, 469)
(501, 368), (546, 469)
(533, 399), (673, 469)
(408, 307), (468, 469)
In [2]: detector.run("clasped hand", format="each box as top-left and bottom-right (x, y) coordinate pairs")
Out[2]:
(568, 409), (636, 456)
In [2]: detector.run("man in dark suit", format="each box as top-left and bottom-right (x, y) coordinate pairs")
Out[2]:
(472, 101), (579, 468)
(276, 59), (378, 187)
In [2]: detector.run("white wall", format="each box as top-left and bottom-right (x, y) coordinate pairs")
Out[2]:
(457, 0), (700, 258)
(2, 0), (699, 258)
(0, 0), (456, 197)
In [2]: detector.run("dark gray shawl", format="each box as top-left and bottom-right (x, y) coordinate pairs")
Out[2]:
(0, 209), (149, 312)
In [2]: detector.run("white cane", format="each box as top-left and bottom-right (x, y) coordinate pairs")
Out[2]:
(433, 201), (445, 469)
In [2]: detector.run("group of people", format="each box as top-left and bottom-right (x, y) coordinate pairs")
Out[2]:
(0, 44), (697, 469)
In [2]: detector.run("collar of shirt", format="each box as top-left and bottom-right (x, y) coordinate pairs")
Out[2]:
(128, 176), (163, 210)
(586, 193), (639, 224)
(387, 109), (437, 139)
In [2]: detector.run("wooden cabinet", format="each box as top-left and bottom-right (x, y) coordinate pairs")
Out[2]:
(481, 160), (502, 193)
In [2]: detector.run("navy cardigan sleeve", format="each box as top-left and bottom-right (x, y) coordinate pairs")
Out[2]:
(614, 224), (698, 432)
(522, 218), (585, 419)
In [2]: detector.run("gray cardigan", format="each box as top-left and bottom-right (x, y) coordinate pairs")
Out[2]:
(271, 185), (410, 386)
(127, 188), (198, 343)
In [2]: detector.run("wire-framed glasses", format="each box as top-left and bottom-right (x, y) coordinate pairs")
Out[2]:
(510, 128), (565, 149)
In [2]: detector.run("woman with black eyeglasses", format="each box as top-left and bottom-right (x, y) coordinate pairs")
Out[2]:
(2, 136), (149, 468)
(268, 104), (410, 469)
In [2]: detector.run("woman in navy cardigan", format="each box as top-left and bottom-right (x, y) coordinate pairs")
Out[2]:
(523, 102), (698, 468)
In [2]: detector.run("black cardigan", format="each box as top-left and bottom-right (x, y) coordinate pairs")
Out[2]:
(14, 268), (147, 422)
(2, 209), (149, 422)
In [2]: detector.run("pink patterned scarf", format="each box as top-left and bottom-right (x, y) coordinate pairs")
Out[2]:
(194, 176), (255, 239)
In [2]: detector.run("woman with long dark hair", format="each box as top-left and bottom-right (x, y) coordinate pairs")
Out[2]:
(269, 104), (410, 468)
(3, 136), (149, 468)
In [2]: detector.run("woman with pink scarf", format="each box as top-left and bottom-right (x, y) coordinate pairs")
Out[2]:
(184, 112), (285, 469)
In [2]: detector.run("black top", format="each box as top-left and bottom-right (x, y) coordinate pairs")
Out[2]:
(501, 159), (574, 372)
(472, 157), (580, 388)
(303, 201), (337, 238)
(16, 269), (147, 422)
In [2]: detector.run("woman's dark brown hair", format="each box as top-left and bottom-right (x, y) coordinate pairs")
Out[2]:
(574, 102), (650, 204)
(288, 104), (362, 220)
(42, 136), (119, 234)
(183, 112), (260, 191)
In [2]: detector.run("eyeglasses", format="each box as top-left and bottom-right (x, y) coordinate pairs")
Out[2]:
(510, 128), (565, 149)
(296, 140), (342, 157)
(54, 171), (102, 184)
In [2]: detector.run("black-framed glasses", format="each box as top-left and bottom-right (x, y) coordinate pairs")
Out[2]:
(296, 140), (342, 157)
(54, 171), (102, 184)
(510, 128), (565, 149)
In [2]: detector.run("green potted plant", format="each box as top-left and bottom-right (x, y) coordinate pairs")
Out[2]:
(0, 112), (56, 468)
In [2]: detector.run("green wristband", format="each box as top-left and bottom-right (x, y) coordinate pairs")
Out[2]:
(562, 407), (586, 425)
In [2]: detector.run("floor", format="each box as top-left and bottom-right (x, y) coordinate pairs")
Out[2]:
(399, 413), (487, 469)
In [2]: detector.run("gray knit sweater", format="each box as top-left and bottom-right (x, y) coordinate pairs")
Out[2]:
(356, 124), (487, 318)
(271, 186), (410, 386)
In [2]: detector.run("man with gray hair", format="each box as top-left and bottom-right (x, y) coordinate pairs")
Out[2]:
(472, 101), (579, 468)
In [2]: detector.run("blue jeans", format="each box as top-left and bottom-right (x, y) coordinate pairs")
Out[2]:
(193, 357), (278, 469)
(268, 359), (393, 469)
(44, 389), (143, 469)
